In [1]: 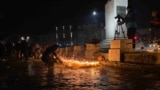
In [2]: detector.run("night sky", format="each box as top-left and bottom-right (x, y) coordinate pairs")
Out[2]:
(1, 0), (160, 38)
(1, 0), (107, 36)
(129, 0), (160, 28)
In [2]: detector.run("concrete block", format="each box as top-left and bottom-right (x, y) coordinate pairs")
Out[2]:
(123, 39), (132, 44)
(121, 48), (134, 52)
(124, 52), (160, 65)
(65, 47), (73, 51)
(86, 43), (100, 50)
(110, 39), (133, 49)
(108, 49), (121, 62)
(73, 46), (84, 51)
(110, 40), (122, 48)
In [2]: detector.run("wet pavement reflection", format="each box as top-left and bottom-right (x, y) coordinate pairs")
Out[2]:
(1, 59), (160, 90)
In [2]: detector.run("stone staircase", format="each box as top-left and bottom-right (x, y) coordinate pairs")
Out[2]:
(100, 39), (113, 52)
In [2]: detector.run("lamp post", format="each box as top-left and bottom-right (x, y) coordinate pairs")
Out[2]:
(92, 10), (102, 40)
(92, 10), (98, 25)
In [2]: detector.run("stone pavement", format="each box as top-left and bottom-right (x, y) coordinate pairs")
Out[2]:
(0, 59), (45, 89)
(0, 58), (160, 90)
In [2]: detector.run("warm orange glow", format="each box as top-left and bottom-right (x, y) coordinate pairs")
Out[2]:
(59, 57), (100, 68)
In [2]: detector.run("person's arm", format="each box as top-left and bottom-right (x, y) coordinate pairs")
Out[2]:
(53, 52), (63, 64)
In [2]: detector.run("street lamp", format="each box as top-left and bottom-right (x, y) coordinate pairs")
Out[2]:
(92, 10), (98, 25)
(92, 10), (102, 40)
(92, 11), (97, 16)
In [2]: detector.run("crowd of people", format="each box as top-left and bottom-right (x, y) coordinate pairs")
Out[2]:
(0, 39), (63, 78)
(0, 40), (48, 61)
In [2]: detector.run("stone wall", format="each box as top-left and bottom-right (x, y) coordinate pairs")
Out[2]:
(124, 52), (160, 65)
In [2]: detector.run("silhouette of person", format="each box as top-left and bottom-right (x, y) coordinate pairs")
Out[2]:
(119, 5), (137, 48)
(41, 44), (62, 77)
(150, 10), (160, 42)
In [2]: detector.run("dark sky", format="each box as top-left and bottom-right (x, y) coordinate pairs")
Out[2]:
(1, 0), (160, 37)
(129, 0), (160, 28)
(1, 0), (107, 36)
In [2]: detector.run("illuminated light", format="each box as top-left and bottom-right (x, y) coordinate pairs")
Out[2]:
(93, 11), (97, 16)
(26, 36), (30, 41)
(21, 36), (24, 40)
(70, 32), (73, 37)
(56, 33), (58, 38)
(71, 42), (73, 46)
(62, 26), (65, 38)
(56, 26), (58, 31)
(134, 36), (138, 40)
(63, 33), (65, 38)
(59, 43), (62, 47)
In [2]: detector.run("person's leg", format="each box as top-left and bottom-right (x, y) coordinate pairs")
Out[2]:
(47, 64), (54, 85)
(127, 28), (136, 48)
(47, 58), (54, 76)
(48, 65), (53, 76)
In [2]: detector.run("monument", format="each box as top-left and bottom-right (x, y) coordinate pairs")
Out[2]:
(100, 0), (128, 49)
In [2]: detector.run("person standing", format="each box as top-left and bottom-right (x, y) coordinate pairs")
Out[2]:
(20, 40), (29, 60)
(120, 5), (137, 48)
(150, 10), (160, 42)
(124, 5), (137, 49)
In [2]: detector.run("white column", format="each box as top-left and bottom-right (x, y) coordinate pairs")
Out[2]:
(105, 0), (128, 40)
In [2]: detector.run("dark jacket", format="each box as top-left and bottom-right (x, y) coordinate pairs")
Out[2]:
(41, 44), (59, 65)
(125, 10), (137, 29)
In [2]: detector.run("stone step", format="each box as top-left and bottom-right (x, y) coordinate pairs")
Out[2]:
(100, 39), (113, 49)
